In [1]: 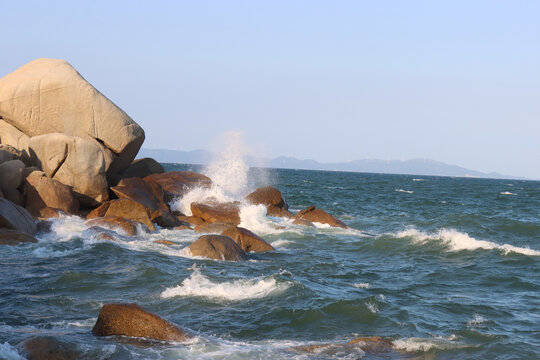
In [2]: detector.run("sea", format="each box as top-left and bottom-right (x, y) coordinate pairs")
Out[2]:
(1, 160), (539, 359)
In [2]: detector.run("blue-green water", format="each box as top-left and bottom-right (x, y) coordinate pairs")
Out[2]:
(1, 164), (539, 359)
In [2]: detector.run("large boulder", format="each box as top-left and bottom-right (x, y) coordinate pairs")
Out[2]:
(0, 143), (31, 166)
(103, 198), (155, 231)
(122, 158), (164, 178)
(221, 226), (274, 252)
(111, 177), (179, 228)
(0, 228), (38, 245)
(0, 119), (30, 155)
(28, 133), (108, 206)
(92, 303), (189, 342)
(294, 205), (347, 228)
(194, 222), (231, 234)
(0, 197), (36, 234)
(245, 186), (293, 218)
(144, 171), (212, 202)
(1, 187), (25, 207)
(0, 159), (25, 189)
(0, 58), (145, 175)
(191, 201), (241, 225)
(24, 171), (79, 216)
(86, 216), (140, 236)
(187, 234), (248, 261)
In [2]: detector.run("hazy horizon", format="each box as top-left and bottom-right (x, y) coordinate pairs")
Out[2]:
(2, 1), (539, 178)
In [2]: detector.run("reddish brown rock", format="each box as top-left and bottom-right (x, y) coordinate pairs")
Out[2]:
(187, 235), (248, 261)
(37, 207), (63, 220)
(24, 171), (79, 216)
(294, 205), (347, 228)
(86, 201), (111, 219)
(290, 336), (393, 356)
(154, 240), (176, 246)
(20, 336), (80, 360)
(245, 186), (292, 217)
(0, 197), (36, 235)
(194, 222), (231, 234)
(174, 225), (192, 230)
(0, 228), (38, 245)
(190, 201), (241, 225)
(292, 218), (315, 227)
(176, 215), (205, 226)
(144, 171), (212, 202)
(92, 303), (189, 341)
(86, 216), (140, 236)
(221, 226), (274, 252)
(122, 158), (164, 178)
(104, 198), (155, 231)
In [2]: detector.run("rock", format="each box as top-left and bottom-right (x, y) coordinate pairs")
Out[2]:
(0, 159), (25, 189)
(0, 188), (3, 197)
(104, 198), (155, 231)
(123, 158), (164, 178)
(86, 216), (140, 236)
(176, 215), (205, 226)
(20, 336), (80, 360)
(292, 218), (315, 227)
(24, 171), (79, 216)
(174, 225), (192, 230)
(0, 119), (30, 155)
(28, 133), (108, 206)
(154, 240), (176, 245)
(0, 228), (38, 245)
(190, 201), (241, 225)
(245, 186), (292, 217)
(0, 197), (36, 234)
(111, 177), (179, 228)
(194, 222), (231, 234)
(294, 205), (347, 228)
(347, 336), (394, 352)
(290, 336), (393, 356)
(1, 187), (25, 206)
(86, 201), (111, 219)
(92, 303), (188, 342)
(187, 235), (248, 261)
(221, 226), (274, 252)
(0, 143), (31, 166)
(0, 58), (145, 174)
(36, 220), (53, 233)
(144, 171), (212, 202)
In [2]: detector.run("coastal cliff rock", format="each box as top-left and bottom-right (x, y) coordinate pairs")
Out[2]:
(0, 197), (36, 234)
(24, 171), (79, 216)
(102, 198), (155, 231)
(92, 303), (189, 342)
(294, 205), (347, 228)
(221, 226), (274, 252)
(245, 186), (293, 218)
(0, 228), (38, 245)
(187, 234), (248, 261)
(191, 201), (241, 225)
(0, 58), (145, 175)
(144, 171), (212, 202)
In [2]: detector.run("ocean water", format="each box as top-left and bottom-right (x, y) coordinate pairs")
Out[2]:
(1, 163), (539, 359)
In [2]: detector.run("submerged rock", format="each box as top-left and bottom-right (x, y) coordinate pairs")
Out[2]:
(0, 228), (38, 245)
(294, 205), (347, 228)
(187, 234), (248, 261)
(20, 336), (80, 360)
(221, 226), (274, 252)
(190, 201), (241, 225)
(290, 336), (394, 356)
(92, 303), (189, 342)
(245, 186), (293, 218)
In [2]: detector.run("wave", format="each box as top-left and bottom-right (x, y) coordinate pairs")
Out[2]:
(0, 342), (24, 360)
(352, 282), (370, 289)
(500, 191), (517, 195)
(412, 178), (425, 182)
(395, 189), (414, 194)
(394, 228), (540, 256)
(393, 335), (466, 352)
(161, 268), (291, 301)
(467, 314), (489, 326)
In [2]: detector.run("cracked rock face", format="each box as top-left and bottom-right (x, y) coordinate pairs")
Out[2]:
(0, 58), (145, 176)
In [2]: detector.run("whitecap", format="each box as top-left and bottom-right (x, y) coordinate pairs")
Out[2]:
(352, 283), (370, 289)
(467, 314), (488, 326)
(500, 191), (516, 195)
(161, 268), (290, 301)
(0, 342), (24, 360)
(271, 239), (294, 250)
(365, 301), (379, 313)
(412, 178), (425, 182)
(395, 189), (414, 194)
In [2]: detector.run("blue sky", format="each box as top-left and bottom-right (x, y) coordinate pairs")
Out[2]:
(2, 1), (539, 178)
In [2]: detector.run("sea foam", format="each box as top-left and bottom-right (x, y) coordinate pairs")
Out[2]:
(393, 336), (463, 352)
(394, 228), (540, 256)
(161, 268), (290, 301)
(0, 342), (24, 360)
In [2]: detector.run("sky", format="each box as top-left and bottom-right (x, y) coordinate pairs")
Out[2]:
(1, 1), (539, 178)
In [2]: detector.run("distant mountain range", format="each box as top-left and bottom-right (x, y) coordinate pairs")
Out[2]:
(138, 148), (524, 180)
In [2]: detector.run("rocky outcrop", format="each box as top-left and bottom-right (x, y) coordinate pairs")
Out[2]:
(0, 120), (30, 155)
(24, 171), (79, 216)
(221, 226), (274, 252)
(0, 143), (30, 165)
(144, 171), (212, 202)
(190, 201), (241, 225)
(20, 336), (80, 360)
(92, 303), (189, 342)
(0, 197), (36, 234)
(0, 159), (25, 190)
(86, 216), (140, 236)
(28, 133), (108, 206)
(122, 158), (164, 178)
(294, 205), (347, 228)
(245, 186), (293, 218)
(187, 235), (248, 261)
(0, 228), (38, 245)
(290, 336), (394, 356)
(0, 58), (145, 175)
(194, 222), (231, 234)
(101, 198), (155, 231)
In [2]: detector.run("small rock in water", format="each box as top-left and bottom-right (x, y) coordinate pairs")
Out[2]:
(191, 201), (241, 225)
(294, 205), (347, 228)
(188, 234), (248, 261)
(221, 226), (275, 252)
(20, 336), (81, 360)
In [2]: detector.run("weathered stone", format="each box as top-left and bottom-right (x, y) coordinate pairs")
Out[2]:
(104, 198), (155, 231)
(0, 197), (36, 234)
(92, 303), (189, 342)
(20, 336), (80, 360)
(0, 119), (30, 155)
(221, 226), (274, 252)
(0, 228), (38, 245)
(0, 159), (25, 189)
(24, 171), (79, 216)
(190, 201), (241, 225)
(144, 171), (212, 202)
(176, 215), (205, 226)
(174, 225), (192, 230)
(187, 234), (248, 261)
(28, 133), (108, 206)
(292, 218), (315, 227)
(86, 201), (111, 219)
(290, 336), (393, 356)
(245, 186), (291, 217)
(86, 216), (139, 236)
(123, 158), (164, 178)
(37, 207), (63, 219)
(1, 187), (24, 206)
(194, 222), (231, 234)
(154, 240), (176, 246)
(0, 58), (145, 174)
(294, 205), (347, 228)
(0, 143), (30, 166)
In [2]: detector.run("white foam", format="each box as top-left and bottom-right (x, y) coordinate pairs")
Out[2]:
(393, 335), (463, 352)
(500, 191), (516, 195)
(394, 228), (540, 256)
(365, 301), (379, 313)
(271, 239), (294, 250)
(395, 188), (414, 194)
(161, 268), (290, 301)
(352, 283), (370, 289)
(172, 186), (234, 216)
(412, 178), (425, 181)
(467, 314), (488, 326)
(0, 342), (24, 360)
(239, 204), (279, 235)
